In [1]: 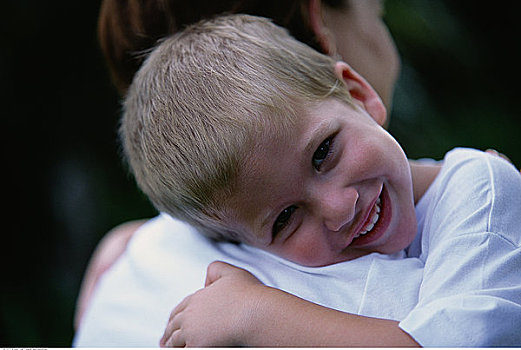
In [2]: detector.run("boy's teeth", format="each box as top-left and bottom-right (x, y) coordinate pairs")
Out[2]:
(355, 198), (381, 238)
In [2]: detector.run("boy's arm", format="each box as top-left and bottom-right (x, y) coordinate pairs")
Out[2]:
(160, 261), (419, 347)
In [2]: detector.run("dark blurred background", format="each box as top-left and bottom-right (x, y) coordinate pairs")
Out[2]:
(1, 0), (520, 346)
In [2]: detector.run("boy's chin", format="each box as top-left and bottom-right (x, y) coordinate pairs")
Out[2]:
(392, 214), (417, 252)
(379, 211), (417, 254)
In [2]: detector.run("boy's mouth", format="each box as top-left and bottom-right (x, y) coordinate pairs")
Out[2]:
(354, 197), (381, 238)
(349, 185), (391, 247)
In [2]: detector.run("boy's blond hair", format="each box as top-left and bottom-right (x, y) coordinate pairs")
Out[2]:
(121, 14), (354, 241)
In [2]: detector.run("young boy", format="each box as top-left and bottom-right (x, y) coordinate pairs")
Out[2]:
(121, 15), (521, 346)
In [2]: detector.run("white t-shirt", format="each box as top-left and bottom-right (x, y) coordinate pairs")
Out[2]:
(399, 148), (521, 346)
(74, 148), (521, 347)
(74, 215), (423, 346)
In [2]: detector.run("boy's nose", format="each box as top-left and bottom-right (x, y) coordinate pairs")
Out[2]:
(319, 187), (359, 232)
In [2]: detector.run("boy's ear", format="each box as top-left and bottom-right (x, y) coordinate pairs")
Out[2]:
(334, 61), (387, 126)
(308, 0), (337, 56)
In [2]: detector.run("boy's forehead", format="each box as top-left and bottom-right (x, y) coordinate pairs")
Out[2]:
(249, 101), (330, 146)
(237, 100), (345, 191)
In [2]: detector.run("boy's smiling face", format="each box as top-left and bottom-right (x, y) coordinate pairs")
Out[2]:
(224, 63), (417, 267)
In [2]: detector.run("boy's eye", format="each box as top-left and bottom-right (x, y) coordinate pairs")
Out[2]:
(272, 205), (297, 236)
(312, 137), (332, 170)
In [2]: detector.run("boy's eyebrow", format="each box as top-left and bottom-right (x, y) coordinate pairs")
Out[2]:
(259, 210), (273, 238)
(304, 120), (336, 156)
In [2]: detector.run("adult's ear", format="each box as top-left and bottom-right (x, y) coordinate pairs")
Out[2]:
(308, 0), (337, 56)
(334, 61), (387, 126)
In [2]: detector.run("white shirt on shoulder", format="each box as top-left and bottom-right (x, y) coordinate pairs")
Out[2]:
(74, 148), (521, 347)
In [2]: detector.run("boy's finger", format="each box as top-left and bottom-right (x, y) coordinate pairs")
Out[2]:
(169, 294), (191, 319)
(162, 329), (185, 348)
(159, 326), (170, 347)
(205, 260), (238, 286)
(161, 312), (185, 347)
(160, 317), (177, 346)
(162, 301), (187, 346)
(171, 329), (185, 347)
(159, 333), (167, 347)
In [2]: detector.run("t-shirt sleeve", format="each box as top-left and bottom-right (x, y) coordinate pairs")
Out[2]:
(399, 148), (521, 346)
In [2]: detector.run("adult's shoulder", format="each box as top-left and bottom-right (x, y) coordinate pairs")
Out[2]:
(74, 214), (218, 346)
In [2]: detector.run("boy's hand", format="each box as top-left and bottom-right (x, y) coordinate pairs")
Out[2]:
(160, 261), (265, 347)
(160, 261), (420, 347)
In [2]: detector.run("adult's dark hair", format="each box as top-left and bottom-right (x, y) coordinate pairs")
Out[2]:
(98, 0), (344, 95)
